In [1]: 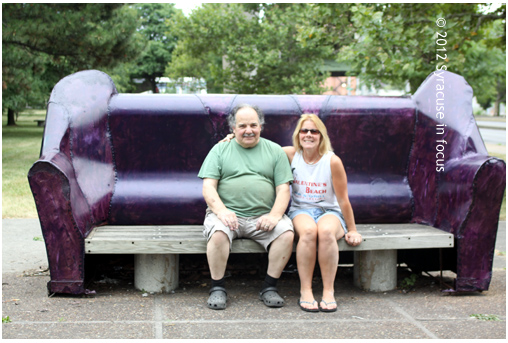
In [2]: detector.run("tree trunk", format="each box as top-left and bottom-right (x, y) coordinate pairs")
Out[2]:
(494, 98), (501, 117)
(151, 78), (158, 93)
(494, 80), (505, 117)
(409, 77), (425, 96)
(7, 108), (17, 126)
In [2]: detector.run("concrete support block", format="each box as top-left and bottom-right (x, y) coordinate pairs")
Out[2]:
(134, 254), (179, 293)
(354, 250), (397, 292)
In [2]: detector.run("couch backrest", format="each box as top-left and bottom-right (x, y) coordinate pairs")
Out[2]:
(109, 94), (215, 174)
(107, 93), (416, 225)
(318, 96), (416, 223)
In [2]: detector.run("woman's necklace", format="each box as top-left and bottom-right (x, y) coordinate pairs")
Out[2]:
(303, 153), (321, 165)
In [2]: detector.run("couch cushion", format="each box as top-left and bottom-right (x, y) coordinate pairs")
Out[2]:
(108, 94), (214, 225)
(322, 96), (416, 223)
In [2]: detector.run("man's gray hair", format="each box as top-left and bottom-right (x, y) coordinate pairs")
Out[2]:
(227, 104), (265, 132)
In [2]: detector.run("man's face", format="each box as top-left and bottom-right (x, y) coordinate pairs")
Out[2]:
(233, 107), (262, 148)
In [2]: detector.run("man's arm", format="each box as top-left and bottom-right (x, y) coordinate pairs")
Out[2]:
(202, 178), (238, 230)
(255, 182), (290, 231)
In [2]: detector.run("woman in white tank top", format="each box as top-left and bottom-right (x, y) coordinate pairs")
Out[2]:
(282, 114), (361, 313)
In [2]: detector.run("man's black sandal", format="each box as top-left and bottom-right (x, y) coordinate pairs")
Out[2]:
(259, 287), (284, 308)
(207, 286), (227, 310)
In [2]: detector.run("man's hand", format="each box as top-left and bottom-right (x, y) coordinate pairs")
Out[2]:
(217, 209), (238, 230)
(255, 214), (281, 232)
(203, 178), (238, 230)
(255, 183), (290, 232)
(345, 231), (362, 246)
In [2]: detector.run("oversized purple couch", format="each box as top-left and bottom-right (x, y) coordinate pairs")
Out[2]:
(28, 70), (505, 295)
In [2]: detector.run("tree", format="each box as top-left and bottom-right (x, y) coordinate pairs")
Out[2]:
(2, 3), (144, 125)
(293, 3), (358, 56)
(124, 3), (179, 93)
(166, 3), (333, 94)
(461, 17), (506, 115)
(329, 3), (505, 97)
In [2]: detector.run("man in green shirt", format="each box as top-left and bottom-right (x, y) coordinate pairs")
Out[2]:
(198, 104), (294, 310)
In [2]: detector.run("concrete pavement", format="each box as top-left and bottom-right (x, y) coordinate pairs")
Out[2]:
(2, 219), (506, 339)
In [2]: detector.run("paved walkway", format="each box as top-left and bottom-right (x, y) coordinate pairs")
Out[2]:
(2, 219), (506, 339)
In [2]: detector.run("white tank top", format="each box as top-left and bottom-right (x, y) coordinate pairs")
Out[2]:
(289, 151), (341, 212)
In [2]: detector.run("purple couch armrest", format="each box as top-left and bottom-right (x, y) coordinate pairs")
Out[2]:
(437, 155), (506, 292)
(410, 70), (506, 292)
(27, 70), (117, 294)
(28, 151), (92, 294)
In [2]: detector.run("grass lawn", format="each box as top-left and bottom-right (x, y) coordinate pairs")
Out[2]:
(2, 110), (506, 221)
(2, 110), (45, 218)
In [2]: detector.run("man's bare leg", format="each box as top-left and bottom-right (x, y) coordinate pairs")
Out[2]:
(206, 231), (230, 310)
(258, 230), (294, 308)
(207, 231), (230, 280)
(267, 230), (294, 278)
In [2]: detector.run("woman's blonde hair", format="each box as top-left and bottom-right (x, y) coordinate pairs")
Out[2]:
(292, 114), (333, 155)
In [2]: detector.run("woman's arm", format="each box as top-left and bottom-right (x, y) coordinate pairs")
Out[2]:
(282, 146), (296, 164)
(330, 155), (361, 245)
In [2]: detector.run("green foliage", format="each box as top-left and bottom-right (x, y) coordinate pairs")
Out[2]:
(2, 4), (144, 116)
(461, 18), (506, 112)
(334, 3), (506, 97)
(2, 316), (11, 324)
(108, 3), (181, 93)
(469, 314), (501, 321)
(294, 3), (357, 54)
(166, 1), (504, 112)
(167, 3), (333, 94)
(399, 273), (419, 291)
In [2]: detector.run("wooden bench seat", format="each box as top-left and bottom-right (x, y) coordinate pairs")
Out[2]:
(85, 224), (453, 292)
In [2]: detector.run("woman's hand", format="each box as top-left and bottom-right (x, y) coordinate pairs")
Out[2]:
(219, 133), (234, 143)
(345, 231), (362, 246)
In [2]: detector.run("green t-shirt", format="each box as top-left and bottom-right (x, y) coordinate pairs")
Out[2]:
(198, 137), (293, 217)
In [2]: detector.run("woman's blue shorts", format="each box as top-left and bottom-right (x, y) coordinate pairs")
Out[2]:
(288, 207), (348, 233)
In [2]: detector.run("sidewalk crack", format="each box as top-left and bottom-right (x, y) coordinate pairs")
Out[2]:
(386, 299), (439, 339)
(154, 295), (163, 339)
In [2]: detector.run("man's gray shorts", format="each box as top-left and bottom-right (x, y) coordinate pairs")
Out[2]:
(203, 210), (294, 251)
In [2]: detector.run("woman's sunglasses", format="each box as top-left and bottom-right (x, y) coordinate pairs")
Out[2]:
(300, 129), (320, 135)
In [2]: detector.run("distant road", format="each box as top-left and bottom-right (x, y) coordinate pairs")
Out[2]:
(476, 120), (506, 130)
(474, 119), (505, 146)
(478, 128), (506, 145)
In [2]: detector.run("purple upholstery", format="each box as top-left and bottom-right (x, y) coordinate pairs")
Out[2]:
(28, 70), (505, 294)
(28, 71), (116, 294)
(108, 94), (213, 225)
(408, 71), (506, 291)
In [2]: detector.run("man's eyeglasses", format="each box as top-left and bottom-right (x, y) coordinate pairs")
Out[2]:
(300, 129), (320, 135)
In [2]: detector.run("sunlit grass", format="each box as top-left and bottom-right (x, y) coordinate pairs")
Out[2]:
(2, 110), (45, 218)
